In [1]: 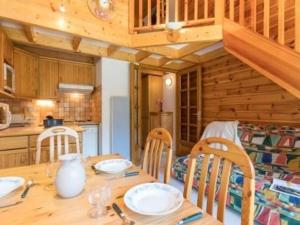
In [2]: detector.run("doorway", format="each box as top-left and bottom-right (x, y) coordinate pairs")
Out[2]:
(130, 65), (176, 165)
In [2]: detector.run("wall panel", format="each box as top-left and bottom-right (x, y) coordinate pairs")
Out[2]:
(202, 53), (300, 126)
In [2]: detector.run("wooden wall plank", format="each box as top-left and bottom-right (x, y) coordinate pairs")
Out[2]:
(201, 54), (300, 126)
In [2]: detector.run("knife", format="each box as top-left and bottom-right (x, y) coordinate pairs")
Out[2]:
(112, 203), (135, 225)
(124, 171), (139, 177)
(21, 180), (34, 198)
(175, 212), (203, 225)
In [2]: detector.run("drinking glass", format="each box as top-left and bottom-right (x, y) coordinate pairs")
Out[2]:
(82, 156), (92, 177)
(45, 162), (56, 190)
(88, 184), (112, 218)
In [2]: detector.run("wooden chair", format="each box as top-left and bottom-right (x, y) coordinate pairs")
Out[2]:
(184, 137), (255, 225)
(142, 128), (173, 183)
(36, 126), (80, 164)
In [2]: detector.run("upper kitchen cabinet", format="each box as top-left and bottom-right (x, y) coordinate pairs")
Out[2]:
(2, 33), (13, 66)
(14, 48), (38, 98)
(59, 61), (95, 86)
(38, 58), (59, 99)
(0, 28), (14, 94)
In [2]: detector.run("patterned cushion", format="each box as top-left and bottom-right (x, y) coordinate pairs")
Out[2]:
(238, 123), (300, 171)
(172, 156), (300, 225)
(172, 123), (300, 225)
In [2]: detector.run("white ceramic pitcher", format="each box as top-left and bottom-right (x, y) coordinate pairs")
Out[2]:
(55, 153), (86, 198)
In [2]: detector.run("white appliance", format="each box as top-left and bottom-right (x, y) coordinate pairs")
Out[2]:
(58, 83), (94, 94)
(111, 97), (130, 160)
(3, 63), (15, 94)
(82, 125), (99, 157)
(0, 103), (12, 130)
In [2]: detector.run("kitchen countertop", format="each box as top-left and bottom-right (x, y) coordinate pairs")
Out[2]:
(0, 125), (85, 138)
(64, 121), (101, 126)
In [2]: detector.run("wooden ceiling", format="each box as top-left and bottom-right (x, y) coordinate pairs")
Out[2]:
(0, 20), (225, 71)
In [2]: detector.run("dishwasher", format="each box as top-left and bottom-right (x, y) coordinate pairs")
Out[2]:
(81, 125), (99, 157)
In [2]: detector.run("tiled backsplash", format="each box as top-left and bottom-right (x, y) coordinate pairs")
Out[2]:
(0, 93), (95, 126)
(57, 93), (92, 122)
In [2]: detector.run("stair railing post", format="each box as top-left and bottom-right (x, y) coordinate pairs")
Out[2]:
(215, 0), (225, 24)
(296, 0), (300, 52)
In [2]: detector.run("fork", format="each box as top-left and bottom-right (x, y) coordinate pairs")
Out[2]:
(112, 203), (135, 225)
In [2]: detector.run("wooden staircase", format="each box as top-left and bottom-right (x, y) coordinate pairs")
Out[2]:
(130, 0), (300, 99)
(223, 19), (300, 99)
(223, 0), (300, 99)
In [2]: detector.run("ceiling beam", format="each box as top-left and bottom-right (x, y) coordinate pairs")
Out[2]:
(135, 51), (151, 62)
(177, 42), (216, 58)
(181, 54), (202, 63)
(131, 25), (223, 48)
(107, 45), (119, 56)
(158, 57), (171, 67)
(140, 46), (178, 58)
(4, 26), (107, 57)
(23, 26), (36, 42)
(72, 36), (82, 52)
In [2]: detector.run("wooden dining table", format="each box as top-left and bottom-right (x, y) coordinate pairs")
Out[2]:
(0, 154), (222, 225)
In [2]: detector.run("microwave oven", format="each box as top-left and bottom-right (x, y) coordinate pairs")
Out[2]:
(3, 63), (15, 93)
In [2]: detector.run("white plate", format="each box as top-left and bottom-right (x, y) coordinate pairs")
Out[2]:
(0, 177), (25, 198)
(124, 183), (183, 216)
(94, 159), (132, 174)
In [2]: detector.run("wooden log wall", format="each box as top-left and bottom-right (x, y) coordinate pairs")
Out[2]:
(202, 53), (300, 127)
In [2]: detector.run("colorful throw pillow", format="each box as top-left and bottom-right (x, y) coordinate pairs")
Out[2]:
(240, 130), (252, 143)
(294, 136), (300, 148)
(263, 134), (281, 147)
(251, 133), (266, 145)
(271, 153), (288, 167)
(277, 135), (295, 148)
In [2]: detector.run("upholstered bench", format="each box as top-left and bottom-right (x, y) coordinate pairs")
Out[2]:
(172, 123), (300, 225)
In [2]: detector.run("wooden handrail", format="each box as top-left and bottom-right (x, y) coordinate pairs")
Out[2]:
(129, 0), (299, 55)
(226, 0), (299, 53)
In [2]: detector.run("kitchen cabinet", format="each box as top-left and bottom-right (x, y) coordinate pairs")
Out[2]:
(38, 58), (59, 99)
(0, 28), (14, 94)
(0, 127), (83, 169)
(14, 48), (38, 98)
(3, 33), (13, 66)
(59, 61), (95, 86)
(0, 149), (29, 169)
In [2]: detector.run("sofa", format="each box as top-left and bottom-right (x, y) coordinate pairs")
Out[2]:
(172, 123), (300, 225)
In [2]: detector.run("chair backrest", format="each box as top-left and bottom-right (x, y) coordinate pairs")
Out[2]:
(184, 137), (255, 225)
(142, 128), (172, 183)
(36, 126), (80, 164)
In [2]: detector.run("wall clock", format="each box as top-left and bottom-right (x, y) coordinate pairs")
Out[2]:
(87, 0), (113, 21)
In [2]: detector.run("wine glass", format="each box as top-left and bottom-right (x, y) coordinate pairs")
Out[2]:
(88, 184), (112, 218)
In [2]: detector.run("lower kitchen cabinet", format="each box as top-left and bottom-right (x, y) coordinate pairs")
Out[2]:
(0, 132), (83, 169)
(0, 149), (29, 169)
